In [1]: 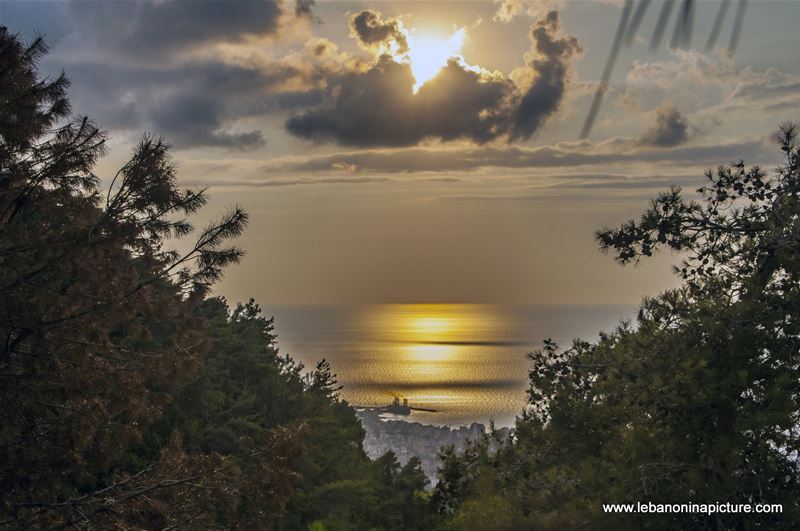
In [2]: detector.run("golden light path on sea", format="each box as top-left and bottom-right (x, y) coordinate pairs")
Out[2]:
(356, 304), (527, 422)
(271, 303), (633, 426)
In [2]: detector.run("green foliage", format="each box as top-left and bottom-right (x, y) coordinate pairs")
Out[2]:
(439, 126), (800, 530)
(0, 27), (436, 530)
(309, 358), (344, 400)
(0, 25), (249, 526)
(432, 439), (489, 516)
(18, 19), (800, 531)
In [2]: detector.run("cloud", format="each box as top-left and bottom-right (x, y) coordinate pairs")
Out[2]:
(618, 49), (800, 139)
(348, 9), (409, 54)
(623, 49), (735, 112)
(183, 176), (392, 189)
(622, 49), (800, 116)
(637, 103), (690, 147)
(286, 10), (580, 147)
(285, 53), (516, 147)
(493, 0), (565, 24)
(149, 93), (265, 150)
(3, 0), (327, 151)
(441, 190), (658, 205)
(295, 0), (316, 19)
(721, 68), (800, 112)
(494, 0), (527, 23)
(62, 59), (315, 150)
(269, 137), (771, 174)
(434, 172), (726, 205)
(511, 11), (582, 140)
(65, 0), (285, 61)
(547, 173), (703, 190)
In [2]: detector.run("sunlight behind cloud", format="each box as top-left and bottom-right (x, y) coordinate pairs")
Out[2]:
(407, 28), (466, 92)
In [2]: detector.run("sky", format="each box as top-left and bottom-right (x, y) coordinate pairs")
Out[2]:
(4, 0), (800, 305)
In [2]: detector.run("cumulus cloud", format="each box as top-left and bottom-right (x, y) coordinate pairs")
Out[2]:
(288, 54), (520, 146)
(286, 10), (581, 147)
(493, 0), (565, 24)
(348, 9), (409, 54)
(620, 49), (800, 137)
(623, 50), (735, 112)
(65, 6), (405, 151)
(494, 0), (526, 23)
(3, 0), (327, 150)
(511, 10), (582, 140)
(637, 103), (691, 147)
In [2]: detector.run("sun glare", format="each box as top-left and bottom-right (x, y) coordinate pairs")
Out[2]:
(407, 28), (465, 93)
(411, 316), (452, 335)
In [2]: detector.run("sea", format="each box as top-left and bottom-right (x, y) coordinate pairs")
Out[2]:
(269, 304), (637, 427)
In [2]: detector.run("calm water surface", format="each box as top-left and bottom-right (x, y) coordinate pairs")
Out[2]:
(270, 304), (635, 427)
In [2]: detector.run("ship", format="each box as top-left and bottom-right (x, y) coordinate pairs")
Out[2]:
(355, 396), (438, 415)
(381, 397), (438, 415)
(386, 396), (411, 415)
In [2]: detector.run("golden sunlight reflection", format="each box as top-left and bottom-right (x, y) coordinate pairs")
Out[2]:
(274, 304), (634, 426)
(404, 344), (451, 363)
(406, 28), (465, 92)
(366, 305), (511, 390)
(410, 316), (452, 336)
(387, 304), (479, 345)
(319, 304), (536, 426)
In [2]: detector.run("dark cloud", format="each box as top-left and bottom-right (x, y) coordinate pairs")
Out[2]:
(348, 9), (408, 54)
(288, 56), (416, 146)
(150, 94), (265, 150)
(3, 0), (319, 151)
(295, 0), (316, 19)
(287, 10), (580, 147)
(3, 3), (582, 151)
(638, 103), (690, 147)
(309, 39), (336, 57)
(63, 59), (316, 150)
(512, 10), (582, 140)
(66, 0), (283, 59)
(1, 1), (71, 45)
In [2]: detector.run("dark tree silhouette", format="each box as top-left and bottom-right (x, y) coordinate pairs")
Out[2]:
(0, 27), (438, 530)
(434, 127), (800, 530)
(309, 358), (344, 400)
(0, 27), (251, 528)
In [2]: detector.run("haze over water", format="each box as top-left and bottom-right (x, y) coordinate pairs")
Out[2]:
(271, 304), (635, 427)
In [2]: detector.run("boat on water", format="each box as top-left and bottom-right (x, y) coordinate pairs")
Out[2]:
(358, 396), (438, 415)
(386, 396), (411, 415)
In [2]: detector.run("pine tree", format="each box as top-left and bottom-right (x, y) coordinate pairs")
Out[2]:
(439, 126), (800, 530)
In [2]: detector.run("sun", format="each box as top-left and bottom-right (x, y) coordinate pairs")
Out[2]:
(406, 28), (466, 93)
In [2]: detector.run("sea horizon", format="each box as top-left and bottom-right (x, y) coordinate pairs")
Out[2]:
(269, 303), (637, 428)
